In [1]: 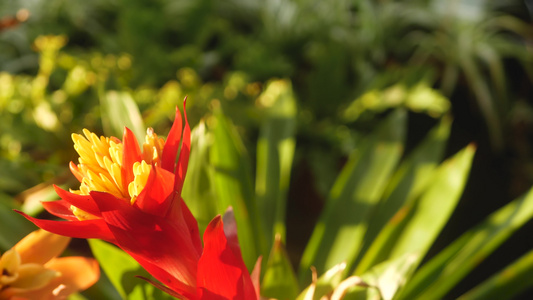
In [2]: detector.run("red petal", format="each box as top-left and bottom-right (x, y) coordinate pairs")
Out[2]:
(136, 276), (188, 299)
(90, 191), (200, 296)
(130, 255), (197, 299)
(69, 161), (83, 182)
(161, 106), (183, 172)
(54, 185), (101, 217)
(174, 102), (190, 196)
(166, 197), (203, 255)
(122, 127), (142, 189)
(197, 216), (256, 300)
(14, 210), (116, 242)
(251, 257), (262, 299)
(133, 165), (175, 217)
(42, 200), (78, 221)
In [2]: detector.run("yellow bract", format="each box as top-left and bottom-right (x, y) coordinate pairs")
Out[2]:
(128, 160), (151, 204)
(71, 129), (125, 199)
(69, 127), (165, 220)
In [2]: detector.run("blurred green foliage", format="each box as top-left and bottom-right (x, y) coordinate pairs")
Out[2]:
(1, 0), (533, 299)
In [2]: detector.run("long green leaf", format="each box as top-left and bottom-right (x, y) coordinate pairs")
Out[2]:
(381, 144), (475, 280)
(182, 121), (218, 235)
(261, 236), (300, 299)
(399, 185), (533, 299)
(355, 116), (451, 273)
(208, 107), (265, 268)
(299, 109), (406, 283)
(296, 263), (347, 300)
(100, 90), (145, 140)
(350, 253), (420, 300)
(88, 239), (173, 300)
(458, 248), (533, 300)
(255, 79), (296, 247)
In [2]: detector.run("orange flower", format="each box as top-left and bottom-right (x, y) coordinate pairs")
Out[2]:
(0, 229), (99, 300)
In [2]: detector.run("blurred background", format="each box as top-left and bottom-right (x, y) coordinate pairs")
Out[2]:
(1, 0), (533, 299)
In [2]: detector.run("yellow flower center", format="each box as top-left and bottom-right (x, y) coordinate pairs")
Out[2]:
(69, 128), (166, 220)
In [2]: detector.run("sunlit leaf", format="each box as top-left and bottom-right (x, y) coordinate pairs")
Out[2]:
(208, 105), (266, 268)
(100, 90), (145, 141)
(353, 253), (419, 300)
(88, 239), (173, 300)
(355, 116), (452, 273)
(296, 263), (347, 300)
(380, 144), (475, 280)
(261, 235), (299, 299)
(399, 185), (533, 299)
(255, 79), (297, 247)
(458, 248), (533, 300)
(299, 109), (406, 283)
(182, 121), (218, 235)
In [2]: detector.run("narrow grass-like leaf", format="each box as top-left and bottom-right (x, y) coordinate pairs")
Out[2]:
(182, 121), (218, 235)
(380, 144), (475, 280)
(261, 235), (300, 299)
(458, 248), (533, 300)
(255, 79), (296, 247)
(399, 185), (533, 299)
(355, 116), (451, 273)
(296, 263), (347, 300)
(356, 253), (420, 300)
(299, 109), (406, 284)
(100, 91), (145, 141)
(208, 106), (265, 268)
(88, 239), (173, 300)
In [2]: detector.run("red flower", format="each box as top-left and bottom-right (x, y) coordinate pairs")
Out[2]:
(17, 101), (258, 300)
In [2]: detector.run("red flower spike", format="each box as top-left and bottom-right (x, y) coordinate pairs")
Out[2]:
(54, 185), (101, 217)
(16, 211), (116, 242)
(251, 257), (263, 299)
(161, 106), (183, 172)
(69, 161), (84, 182)
(41, 200), (78, 221)
(197, 216), (257, 300)
(121, 127), (142, 188)
(90, 191), (200, 296)
(134, 165), (175, 217)
(17, 100), (259, 300)
(174, 104), (191, 197)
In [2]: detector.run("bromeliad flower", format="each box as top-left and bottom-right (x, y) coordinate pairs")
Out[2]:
(17, 102), (258, 299)
(0, 229), (99, 300)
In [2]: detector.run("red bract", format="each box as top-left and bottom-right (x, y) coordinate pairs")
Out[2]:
(17, 101), (258, 300)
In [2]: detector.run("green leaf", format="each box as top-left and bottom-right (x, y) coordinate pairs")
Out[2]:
(399, 185), (533, 299)
(79, 268), (123, 300)
(182, 121), (218, 235)
(356, 253), (420, 300)
(355, 116), (452, 273)
(299, 109), (406, 283)
(261, 236), (300, 299)
(382, 144), (475, 277)
(255, 79), (297, 247)
(296, 263), (348, 300)
(88, 239), (174, 300)
(100, 91), (145, 141)
(458, 248), (533, 300)
(208, 106), (265, 268)
(0, 195), (35, 251)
